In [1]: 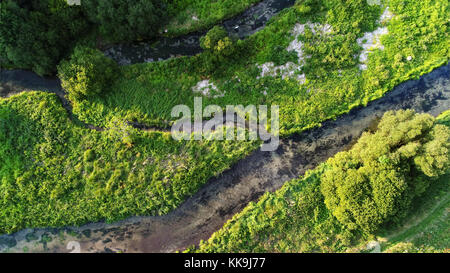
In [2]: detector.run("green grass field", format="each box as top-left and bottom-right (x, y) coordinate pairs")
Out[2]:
(72, 0), (449, 137)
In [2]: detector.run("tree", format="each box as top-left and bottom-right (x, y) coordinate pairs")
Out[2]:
(320, 110), (449, 233)
(58, 46), (119, 99)
(198, 26), (237, 73)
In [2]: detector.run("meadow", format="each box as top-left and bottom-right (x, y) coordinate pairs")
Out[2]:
(71, 0), (449, 136)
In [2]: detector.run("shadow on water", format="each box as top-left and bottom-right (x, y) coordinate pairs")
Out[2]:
(1, 63), (448, 253)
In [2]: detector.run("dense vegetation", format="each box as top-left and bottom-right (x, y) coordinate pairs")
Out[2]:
(58, 46), (119, 100)
(0, 0), (89, 75)
(164, 0), (262, 36)
(321, 110), (449, 233)
(189, 110), (450, 253)
(0, 92), (257, 234)
(83, 0), (166, 42)
(381, 110), (450, 253)
(199, 26), (237, 73)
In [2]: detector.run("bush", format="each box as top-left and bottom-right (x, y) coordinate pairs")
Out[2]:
(199, 26), (237, 74)
(320, 110), (450, 233)
(58, 46), (119, 99)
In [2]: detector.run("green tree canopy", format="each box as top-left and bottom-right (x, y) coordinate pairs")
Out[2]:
(200, 26), (235, 56)
(320, 110), (450, 233)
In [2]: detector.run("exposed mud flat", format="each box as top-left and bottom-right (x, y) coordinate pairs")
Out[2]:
(1, 63), (448, 253)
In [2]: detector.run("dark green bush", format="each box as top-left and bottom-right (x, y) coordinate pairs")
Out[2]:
(199, 26), (237, 74)
(58, 46), (119, 99)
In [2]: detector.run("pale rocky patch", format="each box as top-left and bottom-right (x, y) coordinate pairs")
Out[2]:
(357, 7), (394, 70)
(192, 80), (225, 98)
(258, 22), (332, 83)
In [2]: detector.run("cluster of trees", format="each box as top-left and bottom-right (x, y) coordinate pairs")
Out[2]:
(321, 110), (449, 233)
(0, 0), (167, 75)
(58, 46), (119, 100)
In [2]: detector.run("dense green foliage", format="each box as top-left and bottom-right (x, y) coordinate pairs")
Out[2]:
(321, 110), (449, 233)
(0, 0), (88, 75)
(199, 26), (237, 73)
(58, 46), (119, 99)
(190, 110), (450, 253)
(1, 0), (449, 248)
(188, 165), (357, 253)
(71, 0), (449, 135)
(200, 26), (234, 54)
(382, 172), (449, 253)
(0, 92), (257, 234)
(0, 0), (255, 75)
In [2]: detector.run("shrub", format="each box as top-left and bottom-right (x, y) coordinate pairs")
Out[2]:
(199, 26), (237, 73)
(200, 26), (235, 56)
(320, 110), (450, 233)
(58, 46), (119, 99)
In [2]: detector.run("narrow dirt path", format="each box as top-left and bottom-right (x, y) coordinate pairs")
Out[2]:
(0, 63), (449, 253)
